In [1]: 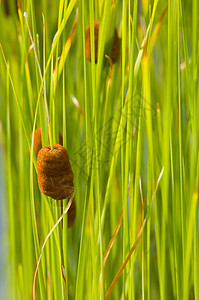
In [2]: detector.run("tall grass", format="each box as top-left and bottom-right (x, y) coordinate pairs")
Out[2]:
(0, 0), (198, 299)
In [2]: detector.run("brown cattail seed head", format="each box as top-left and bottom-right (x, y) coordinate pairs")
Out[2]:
(110, 29), (120, 63)
(85, 20), (120, 64)
(30, 128), (63, 157)
(85, 20), (99, 63)
(31, 128), (42, 157)
(37, 144), (74, 200)
(68, 198), (76, 227)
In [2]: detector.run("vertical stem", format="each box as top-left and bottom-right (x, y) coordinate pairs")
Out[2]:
(24, 12), (53, 150)
(122, 0), (128, 298)
(6, 61), (16, 299)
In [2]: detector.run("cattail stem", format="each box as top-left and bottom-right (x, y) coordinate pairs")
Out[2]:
(24, 12), (53, 150)
(48, 120), (53, 151)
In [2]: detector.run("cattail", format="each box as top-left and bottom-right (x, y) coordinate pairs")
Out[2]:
(31, 128), (63, 157)
(35, 136), (76, 227)
(110, 29), (120, 63)
(30, 128), (42, 157)
(85, 20), (120, 64)
(37, 144), (74, 200)
(85, 20), (99, 63)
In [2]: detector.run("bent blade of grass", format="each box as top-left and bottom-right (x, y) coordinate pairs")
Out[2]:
(103, 208), (123, 267)
(33, 196), (74, 300)
(53, 11), (78, 93)
(134, 0), (159, 78)
(25, 12), (54, 149)
(99, 208), (124, 298)
(149, 3), (168, 52)
(105, 218), (147, 299)
(30, 110), (46, 300)
(32, 0), (77, 136)
(28, 36), (55, 297)
(49, 222), (65, 300)
(26, 15), (66, 297)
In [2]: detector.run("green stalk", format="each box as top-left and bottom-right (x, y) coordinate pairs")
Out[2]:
(6, 61), (16, 299)
(170, 136), (180, 300)
(158, 1), (174, 298)
(194, 166), (199, 299)
(176, 2), (183, 299)
(75, 3), (91, 297)
(89, 1), (100, 298)
(142, 50), (153, 300)
(121, 1), (128, 299)
(90, 0), (105, 294)
(128, 1), (138, 299)
(62, 57), (69, 299)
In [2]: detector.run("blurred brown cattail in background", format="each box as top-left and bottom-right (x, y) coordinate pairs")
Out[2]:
(85, 20), (120, 64)
(30, 128), (63, 157)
